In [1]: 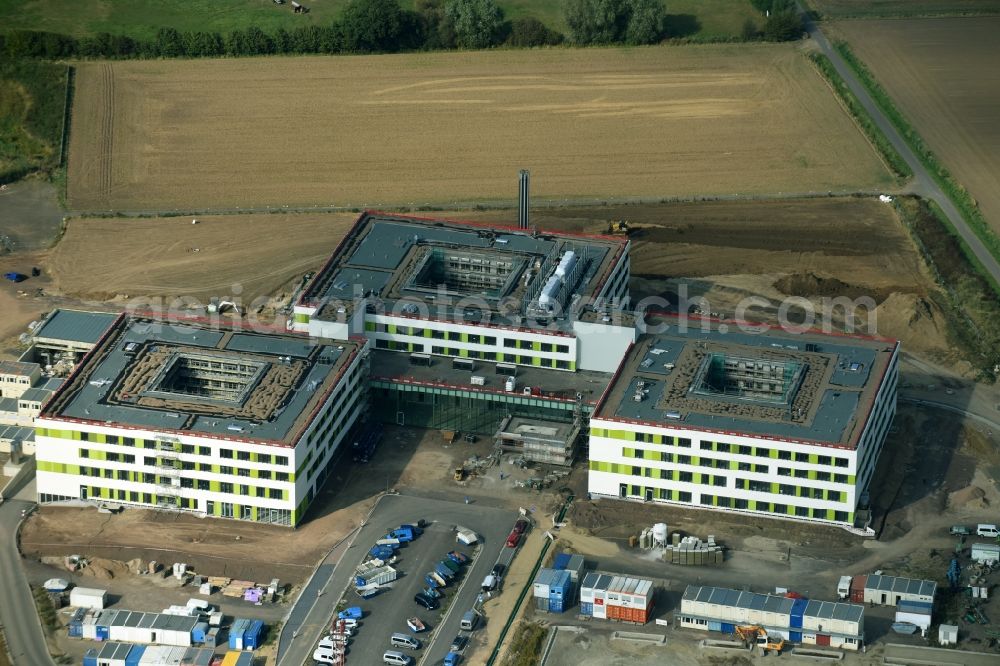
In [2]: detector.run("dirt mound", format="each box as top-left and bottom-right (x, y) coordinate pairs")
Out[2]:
(871, 292), (946, 352)
(949, 485), (989, 510)
(80, 557), (131, 580)
(773, 272), (889, 303)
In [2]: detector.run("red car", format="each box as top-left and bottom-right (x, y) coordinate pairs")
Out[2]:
(513, 519), (529, 535)
(505, 531), (521, 548)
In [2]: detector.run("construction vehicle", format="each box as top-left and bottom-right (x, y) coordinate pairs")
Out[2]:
(734, 625), (786, 655)
(454, 467), (465, 481)
(607, 220), (630, 236)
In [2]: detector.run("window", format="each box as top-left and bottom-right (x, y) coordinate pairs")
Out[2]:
(276, 456), (288, 466)
(256, 487), (266, 497)
(220, 482), (233, 494)
(755, 447), (770, 458)
(432, 345), (446, 354)
(143, 456), (155, 466)
(795, 506), (809, 517)
(795, 452), (809, 462)
(633, 432), (653, 443)
(180, 478), (194, 488)
(834, 510), (849, 522)
(816, 471), (831, 482)
(199, 446), (210, 456)
(700, 495), (713, 506)
(678, 472), (693, 482)
(237, 451), (250, 461)
(117, 470), (128, 480)
(812, 508), (826, 519)
(484, 336), (496, 345)
(817, 455), (831, 466)
(738, 462), (751, 472)
(716, 443), (731, 453)
(237, 468), (250, 477)
(199, 463), (212, 472)
(123, 454), (134, 464)
(375, 339), (389, 349)
(259, 469), (271, 480)
(778, 467), (791, 476)
(80, 449), (90, 459)
(540, 343), (553, 352)
(773, 503), (787, 514)
(700, 441), (713, 450)
(106, 435), (119, 445)
(835, 457), (849, 468)
(811, 488), (824, 499)
(143, 473), (155, 483)
(630, 485), (640, 496)
(677, 455), (691, 465)
(714, 476), (726, 487)
(677, 438), (691, 448)
(834, 473), (849, 484)
(130, 491), (139, 502)
(448, 331), (461, 341)
(504, 339), (517, 348)
(794, 469), (809, 478)
(143, 493), (152, 504)
(276, 472), (289, 482)
(749, 480), (770, 492)
(468, 334), (481, 344)
(678, 491), (692, 502)
(220, 449), (233, 459)
(631, 465), (641, 476)
(258, 454), (271, 464)
(269, 488), (282, 499)
(80, 432), (89, 442)
(123, 437), (135, 447)
(779, 484), (796, 496)
(556, 344), (569, 354)
(778, 450), (791, 460)
(519, 340), (532, 349)
(197, 479), (210, 491)
(738, 445), (752, 455)
(757, 502), (771, 512)
(754, 464), (768, 474)
(659, 469), (670, 479)
(503, 353), (516, 363)
(660, 452), (673, 463)
(828, 491), (842, 502)
(220, 466), (233, 475)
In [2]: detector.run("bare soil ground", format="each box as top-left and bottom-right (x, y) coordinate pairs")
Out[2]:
(453, 197), (953, 360)
(47, 212), (357, 304)
(809, 0), (1000, 17)
(65, 46), (891, 212)
(834, 17), (1000, 235)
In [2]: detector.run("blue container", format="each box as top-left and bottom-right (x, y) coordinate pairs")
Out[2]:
(708, 620), (722, 632)
(549, 598), (565, 613)
(96, 626), (109, 641)
(790, 598), (807, 628)
(580, 602), (593, 616)
(244, 620), (265, 650)
(125, 645), (145, 666)
(790, 631), (802, 643)
(83, 649), (98, 666)
(229, 618), (250, 650)
(721, 623), (735, 634)
(553, 553), (571, 570)
(192, 622), (210, 644)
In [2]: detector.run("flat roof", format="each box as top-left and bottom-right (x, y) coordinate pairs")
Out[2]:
(41, 316), (360, 447)
(0, 360), (39, 376)
(33, 309), (118, 345)
(864, 574), (936, 597)
(597, 317), (897, 448)
(301, 212), (628, 330)
(683, 585), (864, 624)
(369, 349), (611, 405)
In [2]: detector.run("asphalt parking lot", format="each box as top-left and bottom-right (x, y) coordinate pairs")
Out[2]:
(287, 494), (517, 666)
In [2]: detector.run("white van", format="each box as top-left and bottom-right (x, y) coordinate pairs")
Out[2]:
(977, 524), (999, 538)
(460, 610), (479, 631)
(383, 650), (412, 665)
(313, 645), (343, 665)
(390, 633), (421, 649)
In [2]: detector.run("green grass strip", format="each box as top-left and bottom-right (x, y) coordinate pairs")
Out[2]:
(808, 52), (910, 181)
(834, 40), (1000, 267)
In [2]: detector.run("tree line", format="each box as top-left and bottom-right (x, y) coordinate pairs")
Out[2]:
(1, 0), (802, 60)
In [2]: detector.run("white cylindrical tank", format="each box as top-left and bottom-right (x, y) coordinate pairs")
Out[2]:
(652, 523), (668, 546)
(539, 275), (561, 308)
(554, 251), (577, 279)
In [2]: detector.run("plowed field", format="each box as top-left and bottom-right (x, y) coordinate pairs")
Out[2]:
(66, 45), (890, 212)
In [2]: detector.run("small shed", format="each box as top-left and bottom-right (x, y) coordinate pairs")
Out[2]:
(971, 543), (1000, 564)
(939, 624), (959, 646)
(862, 574), (936, 606)
(70, 587), (109, 610)
(895, 600), (932, 635)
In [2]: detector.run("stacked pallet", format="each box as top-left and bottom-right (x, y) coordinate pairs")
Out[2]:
(222, 580), (255, 598)
(664, 535), (724, 565)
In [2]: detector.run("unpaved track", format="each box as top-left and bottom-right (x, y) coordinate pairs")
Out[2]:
(66, 46), (892, 212)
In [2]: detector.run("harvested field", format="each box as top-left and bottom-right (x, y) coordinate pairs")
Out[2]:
(47, 212), (357, 304)
(835, 18), (1000, 236)
(66, 46), (891, 212)
(809, 0), (1000, 17)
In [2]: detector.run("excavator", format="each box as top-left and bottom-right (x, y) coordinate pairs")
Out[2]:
(607, 220), (630, 236)
(734, 625), (786, 656)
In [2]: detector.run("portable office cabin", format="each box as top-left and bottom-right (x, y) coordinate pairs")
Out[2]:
(565, 554), (585, 585)
(228, 618), (251, 650)
(862, 575), (936, 607)
(69, 607), (87, 637)
(895, 600), (932, 635)
(107, 610), (197, 647)
(548, 570), (572, 613)
(71, 587), (109, 610)
(580, 572), (613, 619)
(84, 641), (133, 666)
(243, 620), (266, 650)
(801, 599), (865, 649)
(221, 651), (255, 666)
(971, 542), (1000, 563)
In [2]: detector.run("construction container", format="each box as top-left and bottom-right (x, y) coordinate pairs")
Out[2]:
(192, 622), (210, 644)
(553, 553), (571, 570)
(69, 607), (87, 637)
(580, 572), (613, 620)
(546, 570), (572, 613)
(101, 609), (197, 647)
(243, 620), (265, 650)
(82, 642), (136, 666)
(862, 574), (936, 606)
(124, 645), (145, 666)
(536, 596), (550, 612)
(221, 651), (255, 666)
(971, 543), (1000, 563)
(228, 618), (250, 650)
(565, 554), (585, 585)
(580, 602), (593, 616)
(71, 587), (109, 610)
(895, 600), (932, 634)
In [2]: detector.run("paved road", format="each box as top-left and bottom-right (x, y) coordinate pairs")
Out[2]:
(801, 8), (1000, 287)
(0, 496), (56, 666)
(276, 494), (516, 666)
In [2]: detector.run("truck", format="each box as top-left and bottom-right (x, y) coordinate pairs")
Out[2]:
(446, 551), (469, 566)
(387, 527), (416, 542)
(456, 529), (478, 546)
(355, 565), (398, 586)
(371, 545), (396, 560)
(435, 562), (456, 580)
(440, 558), (460, 575)
(444, 653), (461, 666)
(399, 523), (424, 536)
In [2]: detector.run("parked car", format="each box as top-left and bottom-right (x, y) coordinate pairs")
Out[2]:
(513, 519), (529, 534)
(505, 531), (521, 549)
(449, 635), (467, 652)
(951, 525), (972, 536)
(414, 593), (440, 610)
(491, 563), (506, 579)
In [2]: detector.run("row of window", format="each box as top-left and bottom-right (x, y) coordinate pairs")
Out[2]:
(374, 339), (573, 369)
(75, 433), (291, 467)
(79, 488), (294, 525)
(611, 430), (851, 468)
(78, 451), (292, 481)
(372, 322), (571, 354)
(623, 448), (852, 484)
(621, 484), (850, 522)
(76, 466), (287, 499)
